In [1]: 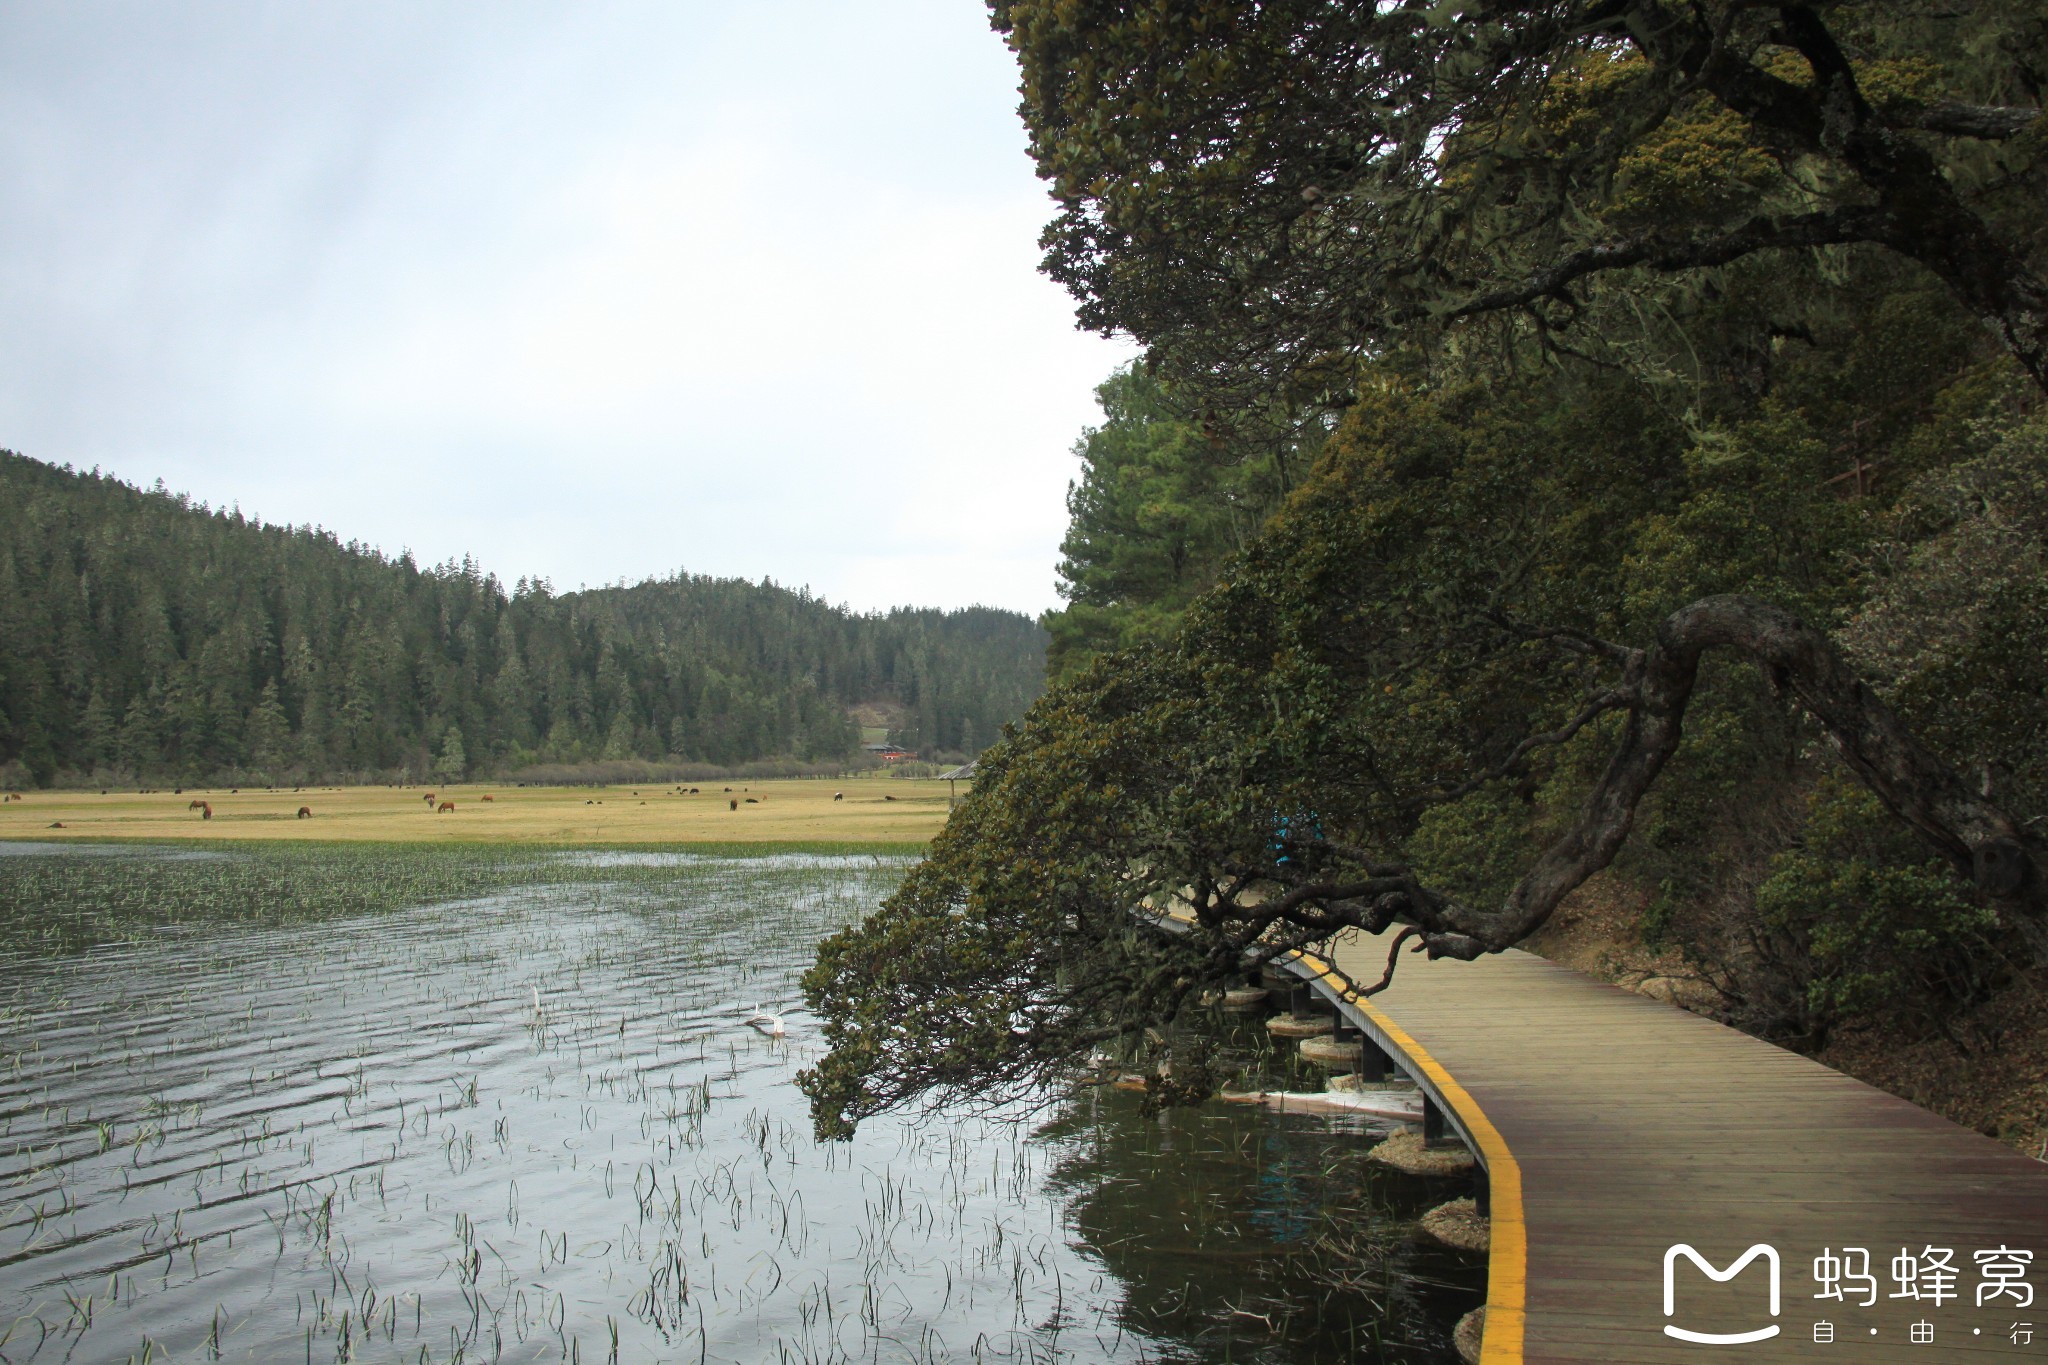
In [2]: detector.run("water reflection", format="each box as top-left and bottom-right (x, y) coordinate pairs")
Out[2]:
(0, 846), (1479, 1362)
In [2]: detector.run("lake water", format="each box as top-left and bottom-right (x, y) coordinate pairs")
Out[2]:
(0, 844), (1481, 1362)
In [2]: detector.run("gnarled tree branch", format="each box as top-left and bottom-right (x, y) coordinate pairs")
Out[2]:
(1892, 101), (2041, 141)
(1202, 594), (2044, 990)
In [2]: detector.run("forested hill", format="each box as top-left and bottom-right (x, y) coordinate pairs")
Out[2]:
(0, 452), (1045, 787)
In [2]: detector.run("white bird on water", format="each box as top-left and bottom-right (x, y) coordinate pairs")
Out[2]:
(744, 1003), (786, 1038)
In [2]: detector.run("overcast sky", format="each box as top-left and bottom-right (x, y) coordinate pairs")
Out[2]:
(0, 1), (1136, 615)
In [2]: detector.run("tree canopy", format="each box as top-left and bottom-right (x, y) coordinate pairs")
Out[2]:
(1044, 363), (1322, 673)
(801, 2), (2048, 1141)
(996, 0), (2047, 394)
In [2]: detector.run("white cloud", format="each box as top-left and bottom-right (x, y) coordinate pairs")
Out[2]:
(0, 0), (1136, 612)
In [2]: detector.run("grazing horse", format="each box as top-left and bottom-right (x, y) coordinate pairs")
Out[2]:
(438, 801), (455, 813)
(188, 800), (207, 810)
(200, 803), (213, 820)
(480, 795), (494, 802)
(297, 806), (312, 819)
(423, 792), (436, 805)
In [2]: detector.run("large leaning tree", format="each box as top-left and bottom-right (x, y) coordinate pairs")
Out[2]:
(799, 2), (2048, 1139)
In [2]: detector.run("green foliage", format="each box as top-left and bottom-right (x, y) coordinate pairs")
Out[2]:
(1755, 780), (2004, 1040)
(801, 651), (1198, 1139)
(1406, 784), (1541, 913)
(1045, 364), (1323, 674)
(0, 454), (1044, 785)
(1844, 414), (2048, 818)
(994, 0), (2048, 396)
(433, 724), (468, 782)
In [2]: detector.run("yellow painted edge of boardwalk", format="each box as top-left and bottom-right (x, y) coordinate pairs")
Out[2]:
(1290, 948), (1527, 1365)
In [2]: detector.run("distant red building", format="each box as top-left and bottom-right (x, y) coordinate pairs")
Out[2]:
(864, 743), (916, 763)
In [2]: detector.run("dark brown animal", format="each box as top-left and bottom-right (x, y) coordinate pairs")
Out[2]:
(744, 798), (758, 804)
(438, 801), (455, 813)
(297, 806), (312, 819)
(48, 821), (64, 829)
(423, 793), (436, 804)
(730, 799), (738, 811)
(833, 792), (843, 801)
(884, 795), (897, 802)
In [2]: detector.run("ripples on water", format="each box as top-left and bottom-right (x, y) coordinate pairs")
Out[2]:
(0, 844), (1480, 1362)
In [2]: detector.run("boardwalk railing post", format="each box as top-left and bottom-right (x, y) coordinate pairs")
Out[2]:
(1344, 1024), (1390, 1083)
(1474, 1168), (1491, 1217)
(1422, 1093), (1448, 1146)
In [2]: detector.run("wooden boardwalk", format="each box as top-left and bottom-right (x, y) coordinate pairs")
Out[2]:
(1279, 930), (2048, 1362)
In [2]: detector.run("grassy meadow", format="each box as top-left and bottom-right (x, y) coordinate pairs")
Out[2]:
(0, 775), (955, 846)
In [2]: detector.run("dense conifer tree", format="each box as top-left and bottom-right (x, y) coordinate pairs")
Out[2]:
(0, 454), (1045, 786)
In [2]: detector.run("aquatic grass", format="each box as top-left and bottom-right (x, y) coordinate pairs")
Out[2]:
(0, 843), (1478, 1362)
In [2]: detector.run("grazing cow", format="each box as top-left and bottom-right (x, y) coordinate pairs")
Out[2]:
(689, 787), (700, 794)
(438, 801), (455, 813)
(884, 795), (897, 802)
(297, 806), (312, 819)
(48, 821), (64, 829)
(723, 787), (733, 793)
(833, 792), (843, 801)
(744, 797), (758, 804)
(729, 798), (738, 811)
(201, 803), (213, 820)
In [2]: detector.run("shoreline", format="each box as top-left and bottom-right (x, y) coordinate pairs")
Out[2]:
(0, 776), (954, 847)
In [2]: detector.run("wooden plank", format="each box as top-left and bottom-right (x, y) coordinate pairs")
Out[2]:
(1285, 928), (2048, 1363)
